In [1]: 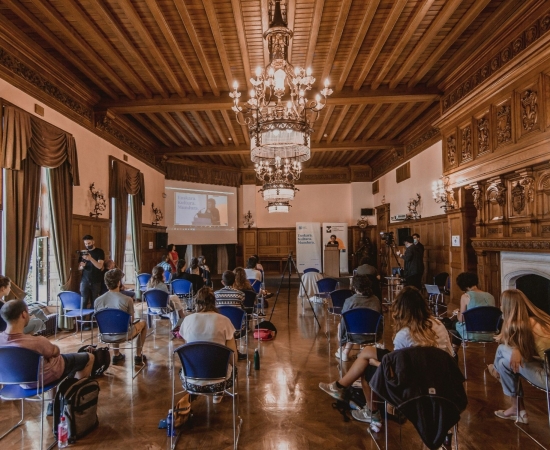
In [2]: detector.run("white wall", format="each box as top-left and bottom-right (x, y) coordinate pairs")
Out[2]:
(373, 140), (444, 222)
(0, 79), (166, 224)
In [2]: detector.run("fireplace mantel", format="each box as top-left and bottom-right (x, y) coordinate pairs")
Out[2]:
(471, 237), (550, 253)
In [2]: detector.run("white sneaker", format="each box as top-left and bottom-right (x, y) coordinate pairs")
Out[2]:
(351, 407), (372, 423)
(213, 395), (223, 404)
(334, 350), (349, 362)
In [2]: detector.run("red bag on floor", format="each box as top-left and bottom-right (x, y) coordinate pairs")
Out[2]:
(254, 321), (277, 341)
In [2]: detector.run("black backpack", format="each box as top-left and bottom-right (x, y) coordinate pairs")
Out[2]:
(53, 377), (100, 443)
(78, 345), (111, 377)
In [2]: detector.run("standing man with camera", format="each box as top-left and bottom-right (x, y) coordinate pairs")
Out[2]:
(79, 235), (105, 309)
(398, 236), (423, 290)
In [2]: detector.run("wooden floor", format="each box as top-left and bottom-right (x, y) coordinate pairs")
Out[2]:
(1, 277), (550, 449)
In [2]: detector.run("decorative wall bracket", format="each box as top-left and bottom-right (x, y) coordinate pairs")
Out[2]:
(468, 182), (483, 211)
(89, 182), (106, 218)
(432, 177), (456, 212)
(357, 216), (369, 228)
(407, 193), (421, 220)
(243, 210), (254, 228)
(487, 177), (506, 207)
(152, 203), (163, 226)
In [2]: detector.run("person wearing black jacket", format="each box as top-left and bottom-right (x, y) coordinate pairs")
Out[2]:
(412, 233), (425, 260)
(399, 236), (423, 289)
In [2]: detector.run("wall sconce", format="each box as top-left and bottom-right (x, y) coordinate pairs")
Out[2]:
(152, 203), (163, 226)
(407, 193), (421, 220)
(356, 216), (369, 228)
(243, 210), (254, 229)
(89, 183), (106, 218)
(432, 176), (457, 212)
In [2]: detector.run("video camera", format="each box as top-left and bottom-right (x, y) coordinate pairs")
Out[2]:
(380, 231), (395, 246)
(76, 250), (89, 257)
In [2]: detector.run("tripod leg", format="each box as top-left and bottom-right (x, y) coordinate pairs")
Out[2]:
(290, 256), (322, 330)
(268, 256), (291, 322)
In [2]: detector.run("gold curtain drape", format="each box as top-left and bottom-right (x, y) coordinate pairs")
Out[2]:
(1, 105), (80, 292)
(109, 159), (144, 272)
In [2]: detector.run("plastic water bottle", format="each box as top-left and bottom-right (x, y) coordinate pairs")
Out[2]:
(58, 415), (69, 448)
(166, 409), (175, 437)
(254, 349), (260, 370)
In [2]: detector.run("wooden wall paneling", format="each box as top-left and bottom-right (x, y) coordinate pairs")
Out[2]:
(444, 128), (458, 171)
(475, 250), (501, 306)
(459, 119), (473, 165)
(493, 96), (513, 151)
(141, 224), (167, 275)
(516, 74), (543, 141)
(242, 229), (258, 266)
(375, 204), (391, 277)
(474, 110), (491, 160)
(70, 215), (110, 292)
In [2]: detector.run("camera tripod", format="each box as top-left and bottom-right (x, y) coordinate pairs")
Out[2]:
(268, 252), (322, 330)
(379, 241), (402, 277)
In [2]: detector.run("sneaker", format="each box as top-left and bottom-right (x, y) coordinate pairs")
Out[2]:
(46, 402), (53, 417)
(264, 292), (274, 299)
(351, 407), (372, 423)
(334, 350), (349, 362)
(112, 353), (126, 365)
(258, 312), (266, 317)
(370, 410), (383, 432)
(237, 351), (247, 361)
(319, 381), (345, 401)
(213, 395), (223, 404)
(134, 354), (147, 366)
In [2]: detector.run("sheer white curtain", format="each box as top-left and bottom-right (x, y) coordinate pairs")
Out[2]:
(217, 245), (228, 273)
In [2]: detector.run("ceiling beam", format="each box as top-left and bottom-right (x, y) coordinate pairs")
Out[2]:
(205, 111), (228, 146)
(305, 0), (326, 68)
(351, 104), (382, 141)
(321, 0), (353, 84)
(163, 140), (399, 156)
(407, 0), (491, 88)
(352, 0), (407, 91)
(1, 0), (119, 100)
(87, 0), (169, 98)
(58, 0), (152, 99)
(230, 0), (253, 90)
(315, 105), (335, 143)
(132, 114), (171, 146)
(144, 0), (202, 97)
(161, 112), (193, 146)
(260, 0), (270, 67)
(326, 105), (350, 143)
(388, 0), (462, 89)
(191, 111), (217, 145)
(146, 113), (182, 146)
(363, 104), (399, 141)
(220, 110), (240, 146)
(117, 0), (186, 97)
(371, 0), (435, 90)
(386, 101), (434, 140)
(100, 86), (441, 113)
(338, 105), (366, 142)
(335, 0), (380, 91)
(286, 0), (296, 61)
(174, 111), (206, 146)
(375, 102), (415, 140)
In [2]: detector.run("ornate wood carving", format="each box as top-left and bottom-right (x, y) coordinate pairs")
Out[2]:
(487, 228), (499, 234)
(519, 175), (535, 203)
(472, 238), (550, 251)
(469, 183), (483, 211)
(461, 126), (472, 161)
(487, 178), (506, 207)
(442, 13), (550, 113)
(511, 181), (526, 214)
(512, 226), (530, 233)
(477, 117), (490, 154)
(542, 225), (550, 232)
(405, 127), (441, 154)
(496, 104), (511, 145)
(521, 90), (538, 132)
(165, 161), (242, 187)
(446, 134), (456, 166)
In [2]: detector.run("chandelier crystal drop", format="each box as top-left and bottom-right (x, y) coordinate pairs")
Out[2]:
(266, 200), (291, 213)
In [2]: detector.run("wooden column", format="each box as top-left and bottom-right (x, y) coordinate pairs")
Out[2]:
(474, 249), (501, 306)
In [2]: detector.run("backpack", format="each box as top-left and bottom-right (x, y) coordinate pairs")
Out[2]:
(173, 392), (192, 428)
(53, 377), (100, 443)
(254, 320), (277, 341)
(78, 345), (111, 378)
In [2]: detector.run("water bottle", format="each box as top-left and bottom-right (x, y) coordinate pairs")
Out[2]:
(166, 409), (175, 437)
(58, 415), (69, 448)
(254, 349), (260, 370)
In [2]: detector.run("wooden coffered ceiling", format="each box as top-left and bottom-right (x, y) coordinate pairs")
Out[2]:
(0, 0), (531, 171)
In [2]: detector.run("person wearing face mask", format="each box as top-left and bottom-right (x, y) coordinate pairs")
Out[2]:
(78, 235), (105, 309)
(412, 233), (425, 260)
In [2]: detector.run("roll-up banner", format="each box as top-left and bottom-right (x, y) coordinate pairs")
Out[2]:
(296, 222), (322, 273)
(322, 223), (349, 274)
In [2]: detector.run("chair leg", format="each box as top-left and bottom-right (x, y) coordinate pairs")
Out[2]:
(514, 390), (548, 449)
(0, 399), (25, 440)
(462, 340), (467, 380)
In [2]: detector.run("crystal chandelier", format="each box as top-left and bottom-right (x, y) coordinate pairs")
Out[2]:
(256, 155), (301, 202)
(267, 200), (291, 213)
(230, 0), (333, 166)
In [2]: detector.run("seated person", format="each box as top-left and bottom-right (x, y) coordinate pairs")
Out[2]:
(233, 267), (253, 292)
(320, 287), (452, 431)
(94, 269), (148, 366)
(0, 276), (46, 335)
(244, 257), (262, 282)
(179, 287), (237, 403)
(187, 257), (208, 284)
(172, 259), (204, 296)
(492, 289), (550, 424)
(251, 255), (264, 272)
(157, 255), (172, 272)
(335, 275), (382, 362)
(0, 299), (94, 414)
(326, 234), (339, 247)
(100, 260), (135, 298)
(355, 256), (378, 277)
(215, 271), (245, 309)
(444, 272), (495, 355)
(145, 266), (185, 329)
(198, 256), (211, 286)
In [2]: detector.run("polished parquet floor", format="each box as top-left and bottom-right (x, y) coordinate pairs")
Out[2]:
(1, 277), (550, 449)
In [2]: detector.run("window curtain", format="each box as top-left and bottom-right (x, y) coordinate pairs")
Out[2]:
(217, 245), (228, 274)
(109, 159), (144, 273)
(1, 105), (79, 292)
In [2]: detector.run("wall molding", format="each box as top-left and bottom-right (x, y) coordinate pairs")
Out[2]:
(472, 237), (550, 252)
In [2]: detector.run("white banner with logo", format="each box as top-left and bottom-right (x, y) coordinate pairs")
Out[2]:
(296, 222), (322, 273)
(322, 223), (349, 274)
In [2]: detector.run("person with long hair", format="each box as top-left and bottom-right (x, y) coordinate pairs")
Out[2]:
(173, 259), (204, 293)
(492, 289), (550, 424)
(233, 267), (253, 292)
(145, 266), (185, 327)
(319, 287), (452, 431)
(167, 244), (178, 273)
(198, 255), (211, 286)
(179, 287), (237, 403)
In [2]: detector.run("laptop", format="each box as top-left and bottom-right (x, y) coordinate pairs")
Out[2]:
(424, 284), (441, 295)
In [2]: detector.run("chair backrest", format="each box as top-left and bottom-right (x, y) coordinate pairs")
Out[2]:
(143, 289), (170, 308)
(303, 268), (320, 274)
(137, 273), (152, 288)
(248, 279), (261, 294)
(164, 270), (172, 283)
(242, 290), (258, 309)
(174, 341), (233, 379)
(171, 279), (193, 295)
(94, 308), (131, 334)
(58, 291), (83, 310)
(0, 313), (7, 332)
(433, 272), (449, 288)
(317, 278), (339, 293)
(329, 289), (353, 309)
(218, 306), (246, 331)
(462, 306), (502, 333)
(0, 346), (42, 384)
(342, 307), (382, 335)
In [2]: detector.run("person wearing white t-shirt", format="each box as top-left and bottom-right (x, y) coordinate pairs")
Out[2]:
(244, 257), (262, 282)
(179, 287), (236, 403)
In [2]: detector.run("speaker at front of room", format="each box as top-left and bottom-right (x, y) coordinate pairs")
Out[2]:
(156, 232), (168, 250)
(397, 228), (411, 246)
(361, 208), (375, 216)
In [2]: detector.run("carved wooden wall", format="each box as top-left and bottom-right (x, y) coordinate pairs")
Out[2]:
(237, 228), (258, 268)
(236, 228), (296, 273)
(141, 224), (167, 275)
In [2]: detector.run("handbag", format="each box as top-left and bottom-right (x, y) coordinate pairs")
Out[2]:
(173, 392), (191, 428)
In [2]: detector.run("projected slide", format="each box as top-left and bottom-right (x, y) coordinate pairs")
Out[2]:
(175, 192), (228, 226)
